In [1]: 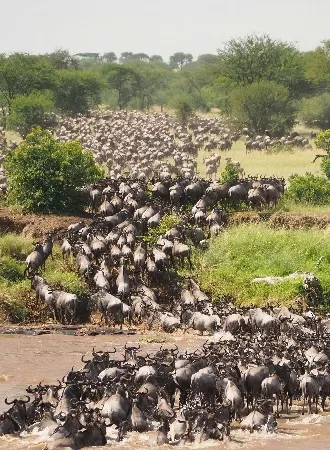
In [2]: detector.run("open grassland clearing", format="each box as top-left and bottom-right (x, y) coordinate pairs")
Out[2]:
(196, 139), (323, 180)
(184, 223), (330, 307)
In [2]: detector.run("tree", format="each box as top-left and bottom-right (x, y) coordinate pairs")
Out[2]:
(133, 53), (150, 62)
(45, 50), (79, 70)
(150, 55), (163, 62)
(299, 93), (330, 130)
(169, 52), (193, 70)
(119, 52), (134, 63)
(304, 40), (330, 93)
(7, 92), (55, 137)
(5, 128), (102, 213)
(54, 70), (102, 115)
(217, 34), (308, 97)
(196, 54), (218, 65)
(104, 64), (139, 109)
(0, 53), (55, 112)
(229, 81), (296, 136)
(125, 61), (169, 110)
(102, 52), (117, 63)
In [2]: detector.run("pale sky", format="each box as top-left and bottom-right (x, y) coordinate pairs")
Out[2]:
(2, 0), (329, 60)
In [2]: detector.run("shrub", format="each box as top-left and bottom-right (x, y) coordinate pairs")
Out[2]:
(173, 97), (195, 125)
(144, 214), (181, 245)
(221, 163), (240, 183)
(299, 94), (330, 130)
(5, 127), (103, 213)
(229, 80), (297, 136)
(286, 173), (330, 205)
(7, 92), (55, 138)
(321, 156), (330, 180)
(316, 129), (330, 154)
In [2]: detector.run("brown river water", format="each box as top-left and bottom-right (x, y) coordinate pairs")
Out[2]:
(1, 331), (330, 450)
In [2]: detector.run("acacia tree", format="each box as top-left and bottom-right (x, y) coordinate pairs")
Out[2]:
(5, 128), (102, 213)
(102, 52), (117, 62)
(229, 80), (296, 136)
(169, 52), (193, 70)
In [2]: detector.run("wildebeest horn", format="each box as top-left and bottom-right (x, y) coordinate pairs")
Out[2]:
(4, 397), (16, 405)
(81, 354), (91, 363)
(108, 347), (116, 353)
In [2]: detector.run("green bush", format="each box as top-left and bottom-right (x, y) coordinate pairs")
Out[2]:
(5, 127), (103, 213)
(221, 163), (240, 183)
(316, 129), (330, 152)
(286, 173), (330, 205)
(0, 257), (24, 282)
(229, 80), (297, 136)
(54, 70), (102, 115)
(8, 92), (55, 138)
(144, 214), (181, 245)
(299, 94), (330, 130)
(321, 156), (330, 180)
(172, 96), (195, 125)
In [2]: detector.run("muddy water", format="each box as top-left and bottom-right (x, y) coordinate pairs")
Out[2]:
(1, 332), (330, 449)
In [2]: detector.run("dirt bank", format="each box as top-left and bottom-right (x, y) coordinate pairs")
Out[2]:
(0, 207), (92, 238)
(1, 207), (330, 238)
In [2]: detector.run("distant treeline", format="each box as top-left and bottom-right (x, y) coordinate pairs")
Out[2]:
(1, 34), (330, 136)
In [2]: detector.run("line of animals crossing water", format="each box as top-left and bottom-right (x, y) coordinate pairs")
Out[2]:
(2, 312), (330, 449)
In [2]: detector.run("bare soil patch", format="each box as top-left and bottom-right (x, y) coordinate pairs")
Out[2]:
(1, 208), (330, 238)
(0, 207), (92, 238)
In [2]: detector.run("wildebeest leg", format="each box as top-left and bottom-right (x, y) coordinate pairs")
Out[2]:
(315, 395), (318, 414)
(321, 395), (326, 412)
(308, 395), (312, 414)
(302, 395), (305, 415)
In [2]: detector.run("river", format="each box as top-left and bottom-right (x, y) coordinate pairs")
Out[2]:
(1, 331), (330, 449)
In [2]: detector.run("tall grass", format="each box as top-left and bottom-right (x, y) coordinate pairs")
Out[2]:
(187, 224), (330, 307)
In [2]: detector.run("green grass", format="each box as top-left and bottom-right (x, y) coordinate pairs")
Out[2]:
(0, 234), (84, 323)
(185, 223), (330, 307)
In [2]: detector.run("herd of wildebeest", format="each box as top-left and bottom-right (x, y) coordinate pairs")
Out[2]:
(0, 111), (327, 448)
